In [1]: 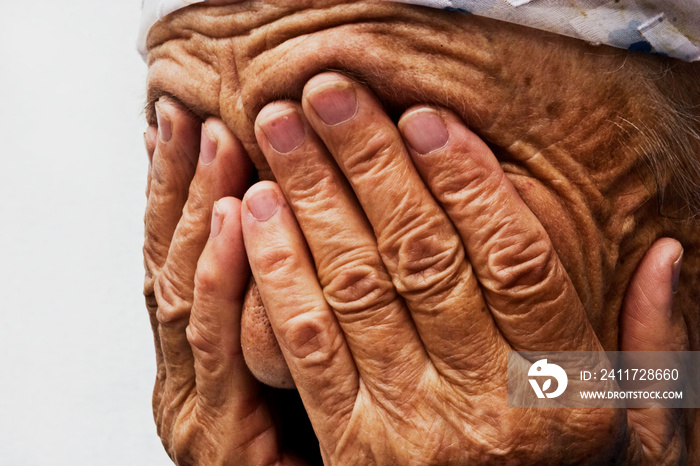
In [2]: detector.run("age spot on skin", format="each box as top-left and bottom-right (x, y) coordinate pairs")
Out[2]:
(545, 101), (565, 119)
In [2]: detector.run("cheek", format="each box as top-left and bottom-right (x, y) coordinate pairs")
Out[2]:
(507, 173), (598, 318)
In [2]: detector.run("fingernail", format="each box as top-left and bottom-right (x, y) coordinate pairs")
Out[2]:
(248, 188), (279, 221)
(399, 109), (449, 154)
(210, 202), (223, 238)
(155, 100), (172, 143)
(672, 248), (683, 294)
(259, 108), (306, 153)
(306, 81), (358, 125)
(201, 123), (217, 165)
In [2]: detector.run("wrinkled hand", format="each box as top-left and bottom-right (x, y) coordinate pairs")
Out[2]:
(240, 73), (689, 464)
(142, 100), (318, 465)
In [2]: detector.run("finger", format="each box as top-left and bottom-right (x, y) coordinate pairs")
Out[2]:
(254, 101), (432, 389)
(242, 181), (358, 448)
(144, 100), (199, 345)
(186, 197), (291, 464)
(143, 101), (199, 422)
(144, 124), (159, 342)
(398, 107), (600, 352)
(622, 238), (687, 463)
(297, 73), (502, 374)
(157, 117), (252, 395)
(188, 198), (254, 406)
(144, 124), (167, 429)
(144, 99), (200, 275)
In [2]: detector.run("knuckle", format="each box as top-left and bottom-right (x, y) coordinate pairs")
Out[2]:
(175, 215), (210, 257)
(183, 188), (208, 221)
(170, 419), (199, 465)
(193, 263), (218, 297)
(394, 226), (465, 297)
(323, 260), (397, 317)
(148, 164), (184, 198)
(486, 230), (554, 292)
(143, 239), (169, 274)
(253, 245), (298, 280)
(279, 311), (339, 365)
(150, 159), (167, 185)
(442, 160), (504, 209)
(159, 391), (198, 464)
(342, 130), (399, 179)
(144, 190), (174, 223)
(287, 167), (343, 210)
(144, 277), (158, 314)
(185, 323), (224, 376)
(155, 274), (192, 325)
(185, 321), (218, 356)
(143, 254), (156, 283)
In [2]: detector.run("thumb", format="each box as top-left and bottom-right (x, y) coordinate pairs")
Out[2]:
(620, 238), (688, 463)
(620, 238), (685, 352)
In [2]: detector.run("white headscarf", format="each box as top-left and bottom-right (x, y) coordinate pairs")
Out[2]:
(138, 0), (700, 62)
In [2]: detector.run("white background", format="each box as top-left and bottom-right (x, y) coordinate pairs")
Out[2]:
(0, 1), (172, 464)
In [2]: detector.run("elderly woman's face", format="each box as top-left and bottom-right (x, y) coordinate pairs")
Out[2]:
(145, 0), (694, 347)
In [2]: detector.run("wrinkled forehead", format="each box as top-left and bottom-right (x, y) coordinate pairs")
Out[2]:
(139, 0), (700, 62)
